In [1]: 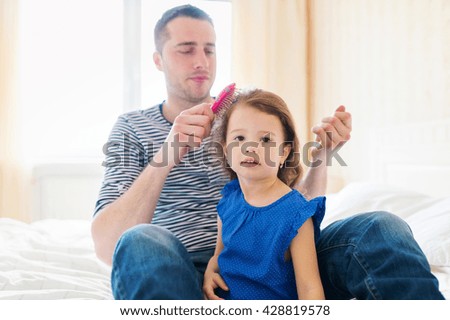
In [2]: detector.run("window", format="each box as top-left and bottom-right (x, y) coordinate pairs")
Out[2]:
(18, 0), (123, 162)
(17, 0), (232, 164)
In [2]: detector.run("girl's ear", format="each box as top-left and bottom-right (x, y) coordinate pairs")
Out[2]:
(153, 51), (163, 71)
(284, 143), (292, 155)
(281, 143), (292, 163)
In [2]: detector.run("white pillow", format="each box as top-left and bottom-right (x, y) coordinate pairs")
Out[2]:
(324, 182), (433, 226)
(406, 197), (450, 266)
(325, 182), (450, 267)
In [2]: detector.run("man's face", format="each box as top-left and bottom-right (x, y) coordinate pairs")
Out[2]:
(154, 17), (217, 104)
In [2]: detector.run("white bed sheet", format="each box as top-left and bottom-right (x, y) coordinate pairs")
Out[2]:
(0, 219), (112, 299)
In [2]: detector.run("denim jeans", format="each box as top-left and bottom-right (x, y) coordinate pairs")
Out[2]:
(317, 211), (444, 299)
(111, 211), (444, 299)
(111, 224), (213, 299)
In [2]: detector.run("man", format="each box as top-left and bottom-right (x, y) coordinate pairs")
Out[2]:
(91, 4), (444, 299)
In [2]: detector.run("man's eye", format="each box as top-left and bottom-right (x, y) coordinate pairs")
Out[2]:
(180, 49), (194, 54)
(205, 49), (215, 55)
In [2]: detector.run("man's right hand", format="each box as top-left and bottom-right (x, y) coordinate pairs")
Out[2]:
(155, 103), (215, 169)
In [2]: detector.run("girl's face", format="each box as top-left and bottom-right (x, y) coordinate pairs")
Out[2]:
(224, 103), (291, 183)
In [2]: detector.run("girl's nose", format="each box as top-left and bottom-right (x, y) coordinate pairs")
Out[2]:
(245, 143), (258, 153)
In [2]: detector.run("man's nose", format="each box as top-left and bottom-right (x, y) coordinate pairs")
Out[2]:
(194, 51), (209, 70)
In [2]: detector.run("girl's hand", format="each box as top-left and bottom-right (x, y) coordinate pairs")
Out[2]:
(203, 272), (228, 300)
(202, 257), (229, 300)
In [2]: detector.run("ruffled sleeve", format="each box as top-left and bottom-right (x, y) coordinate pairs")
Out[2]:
(308, 196), (326, 242)
(217, 179), (240, 221)
(291, 194), (326, 243)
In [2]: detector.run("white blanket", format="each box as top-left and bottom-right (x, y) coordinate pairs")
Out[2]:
(0, 219), (112, 299)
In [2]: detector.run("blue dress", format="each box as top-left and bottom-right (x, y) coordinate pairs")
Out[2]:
(217, 179), (325, 300)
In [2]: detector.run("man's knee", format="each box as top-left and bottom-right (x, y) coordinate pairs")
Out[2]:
(354, 211), (417, 249)
(118, 224), (177, 246)
(114, 224), (184, 261)
(362, 211), (412, 234)
(111, 224), (201, 299)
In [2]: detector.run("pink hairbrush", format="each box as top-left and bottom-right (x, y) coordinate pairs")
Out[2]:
(211, 83), (236, 114)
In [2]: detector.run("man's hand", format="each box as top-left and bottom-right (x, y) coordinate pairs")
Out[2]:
(156, 103), (215, 168)
(311, 105), (352, 160)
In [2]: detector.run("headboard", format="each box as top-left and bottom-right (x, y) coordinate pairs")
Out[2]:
(370, 119), (450, 198)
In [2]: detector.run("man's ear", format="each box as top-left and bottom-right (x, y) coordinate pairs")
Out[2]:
(222, 142), (227, 159)
(153, 51), (163, 71)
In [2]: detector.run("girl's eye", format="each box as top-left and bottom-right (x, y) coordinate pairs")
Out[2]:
(234, 135), (245, 142)
(261, 136), (271, 143)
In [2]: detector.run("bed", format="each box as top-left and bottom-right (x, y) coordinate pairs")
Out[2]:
(0, 219), (112, 299)
(1, 121), (449, 300)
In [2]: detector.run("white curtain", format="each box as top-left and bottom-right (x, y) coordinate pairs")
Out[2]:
(231, 0), (311, 141)
(0, 0), (30, 221)
(308, 0), (450, 188)
(232, 0), (450, 191)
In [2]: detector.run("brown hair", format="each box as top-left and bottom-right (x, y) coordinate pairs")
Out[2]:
(154, 5), (214, 53)
(213, 88), (303, 187)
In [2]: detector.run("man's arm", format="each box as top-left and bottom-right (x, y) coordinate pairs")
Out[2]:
(91, 150), (171, 265)
(296, 106), (352, 198)
(91, 103), (214, 265)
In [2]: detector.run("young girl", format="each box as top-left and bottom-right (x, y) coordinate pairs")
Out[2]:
(203, 88), (325, 300)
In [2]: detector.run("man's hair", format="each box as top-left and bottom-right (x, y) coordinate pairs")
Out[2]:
(213, 89), (303, 188)
(154, 4), (214, 53)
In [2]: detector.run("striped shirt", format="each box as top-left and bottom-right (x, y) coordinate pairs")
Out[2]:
(94, 103), (229, 252)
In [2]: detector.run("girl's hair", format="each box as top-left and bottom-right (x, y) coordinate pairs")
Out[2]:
(213, 88), (303, 188)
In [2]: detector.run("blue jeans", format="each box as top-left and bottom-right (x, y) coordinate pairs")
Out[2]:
(111, 211), (444, 299)
(111, 224), (213, 299)
(317, 211), (444, 299)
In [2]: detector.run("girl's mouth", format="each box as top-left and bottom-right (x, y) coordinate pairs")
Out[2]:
(240, 158), (260, 167)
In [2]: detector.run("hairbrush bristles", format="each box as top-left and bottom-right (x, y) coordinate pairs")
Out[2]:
(211, 83), (236, 115)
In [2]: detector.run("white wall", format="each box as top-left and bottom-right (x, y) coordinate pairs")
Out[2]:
(309, 0), (450, 192)
(31, 163), (104, 220)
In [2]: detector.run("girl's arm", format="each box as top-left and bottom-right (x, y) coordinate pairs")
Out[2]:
(203, 217), (229, 300)
(290, 218), (325, 300)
